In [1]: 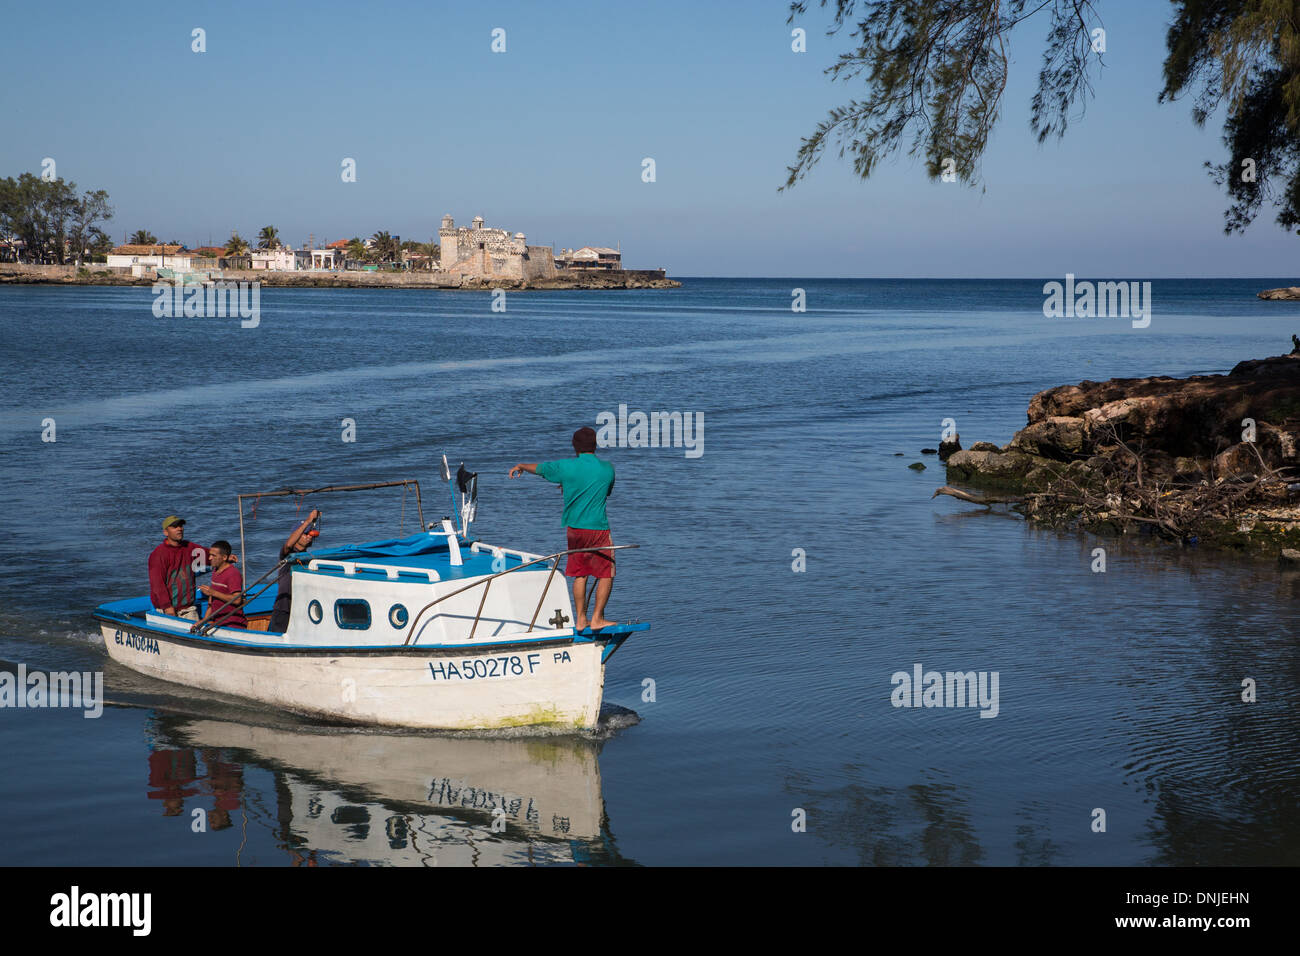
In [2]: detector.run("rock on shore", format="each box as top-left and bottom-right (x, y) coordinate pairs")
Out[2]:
(941, 354), (1300, 556)
(946, 353), (1300, 491)
(1258, 287), (1300, 300)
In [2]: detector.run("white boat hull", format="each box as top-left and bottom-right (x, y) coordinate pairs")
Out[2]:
(100, 622), (610, 731)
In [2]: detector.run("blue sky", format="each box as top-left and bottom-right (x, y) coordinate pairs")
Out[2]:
(2, 0), (1296, 277)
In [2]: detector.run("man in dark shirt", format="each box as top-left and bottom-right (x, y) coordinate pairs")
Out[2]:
(148, 516), (208, 620)
(269, 509), (321, 633)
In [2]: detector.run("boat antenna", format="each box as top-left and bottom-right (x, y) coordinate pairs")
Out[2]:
(439, 454), (458, 529)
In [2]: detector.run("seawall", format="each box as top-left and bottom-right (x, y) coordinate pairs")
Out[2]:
(0, 263), (680, 290)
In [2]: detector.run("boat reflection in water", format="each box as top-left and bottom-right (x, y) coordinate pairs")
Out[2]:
(143, 711), (636, 865)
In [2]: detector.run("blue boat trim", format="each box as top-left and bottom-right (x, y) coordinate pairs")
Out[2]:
(92, 607), (647, 655)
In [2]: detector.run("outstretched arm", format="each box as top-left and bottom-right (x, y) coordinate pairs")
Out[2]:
(198, 584), (243, 605)
(191, 586), (243, 633)
(508, 463), (538, 479)
(284, 509), (321, 550)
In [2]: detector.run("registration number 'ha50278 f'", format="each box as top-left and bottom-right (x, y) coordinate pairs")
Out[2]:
(427, 651), (570, 682)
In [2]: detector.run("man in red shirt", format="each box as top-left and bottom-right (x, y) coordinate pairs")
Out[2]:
(148, 516), (208, 620)
(193, 540), (246, 631)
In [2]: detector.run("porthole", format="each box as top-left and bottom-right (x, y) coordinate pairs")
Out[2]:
(389, 604), (409, 628)
(307, 600), (323, 624)
(334, 599), (371, 630)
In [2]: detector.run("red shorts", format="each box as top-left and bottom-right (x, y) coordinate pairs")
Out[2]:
(565, 528), (615, 578)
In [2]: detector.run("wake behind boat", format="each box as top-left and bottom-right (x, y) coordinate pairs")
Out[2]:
(93, 458), (647, 731)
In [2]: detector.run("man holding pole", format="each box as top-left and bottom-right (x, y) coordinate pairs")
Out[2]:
(268, 509), (321, 633)
(509, 427), (616, 631)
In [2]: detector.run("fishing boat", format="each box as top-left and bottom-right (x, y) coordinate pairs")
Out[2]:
(93, 457), (647, 731)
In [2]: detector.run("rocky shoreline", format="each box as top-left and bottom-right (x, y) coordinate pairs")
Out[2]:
(936, 353), (1300, 559)
(0, 263), (680, 291)
(1259, 287), (1300, 300)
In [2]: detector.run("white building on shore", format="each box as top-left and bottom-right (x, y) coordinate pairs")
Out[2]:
(250, 245), (309, 271)
(558, 246), (622, 270)
(309, 248), (340, 270)
(106, 244), (199, 273)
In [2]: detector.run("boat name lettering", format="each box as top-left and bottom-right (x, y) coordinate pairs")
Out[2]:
(114, 629), (160, 655)
(427, 779), (539, 822)
(553, 651), (571, 663)
(428, 653), (543, 682)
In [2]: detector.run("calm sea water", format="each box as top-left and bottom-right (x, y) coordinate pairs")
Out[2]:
(1, 278), (1298, 866)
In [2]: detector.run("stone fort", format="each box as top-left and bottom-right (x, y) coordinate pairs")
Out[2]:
(438, 214), (558, 280)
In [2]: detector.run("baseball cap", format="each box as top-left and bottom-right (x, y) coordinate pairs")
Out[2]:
(162, 515), (185, 530)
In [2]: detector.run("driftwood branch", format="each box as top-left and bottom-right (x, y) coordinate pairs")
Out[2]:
(932, 485), (1024, 506)
(938, 440), (1296, 540)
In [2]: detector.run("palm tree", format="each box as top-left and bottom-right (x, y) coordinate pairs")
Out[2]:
(371, 230), (397, 262)
(224, 232), (250, 256)
(128, 229), (158, 245)
(401, 240), (440, 270)
(88, 228), (114, 261)
(346, 237), (367, 262)
(257, 225), (279, 249)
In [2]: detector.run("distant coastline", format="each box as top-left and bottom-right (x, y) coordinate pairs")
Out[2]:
(0, 263), (680, 291)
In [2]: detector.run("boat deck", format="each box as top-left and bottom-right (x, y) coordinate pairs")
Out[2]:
(312, 530), (539, 570)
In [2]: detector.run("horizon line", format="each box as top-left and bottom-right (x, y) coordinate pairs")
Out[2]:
(669, 275), (1299, 281)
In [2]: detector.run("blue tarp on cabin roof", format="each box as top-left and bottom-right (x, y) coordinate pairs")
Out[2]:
(307, 531), (454, 560)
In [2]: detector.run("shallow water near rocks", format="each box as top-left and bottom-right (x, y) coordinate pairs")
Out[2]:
(1, 278), (1298, 865)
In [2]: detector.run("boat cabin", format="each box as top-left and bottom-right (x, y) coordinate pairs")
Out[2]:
(99, 529), (579, 650)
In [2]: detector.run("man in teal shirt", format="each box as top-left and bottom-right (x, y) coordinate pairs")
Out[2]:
(509, 427), (616, 631)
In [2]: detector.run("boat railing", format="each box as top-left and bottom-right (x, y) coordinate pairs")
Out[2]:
(307, 559), (441, 582)
(468, 541), (543, 563)
(402, 544), (639, 645)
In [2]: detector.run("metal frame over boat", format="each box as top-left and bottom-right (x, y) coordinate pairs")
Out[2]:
(93, 460), (646, 731)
